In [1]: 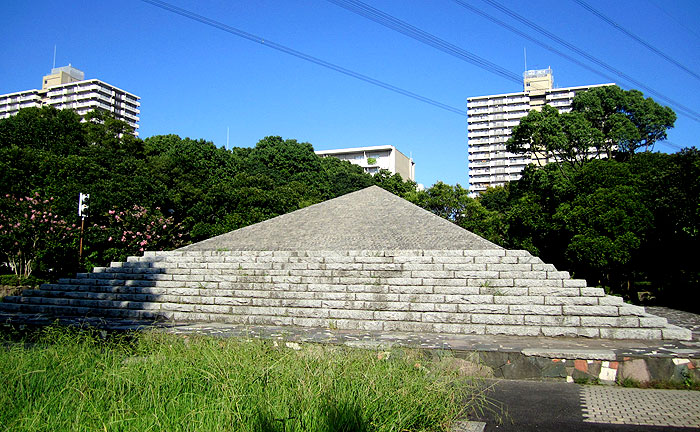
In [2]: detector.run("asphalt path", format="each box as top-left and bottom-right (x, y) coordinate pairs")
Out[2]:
(468, 379), (700, 432)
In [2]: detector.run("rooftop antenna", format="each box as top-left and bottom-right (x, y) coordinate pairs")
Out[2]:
(226, 127), (230, 150)
(52, 45), (57, 69)
(524, 47), (527, 72)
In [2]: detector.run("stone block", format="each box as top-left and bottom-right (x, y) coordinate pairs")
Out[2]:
(457, 304), (509, 314)
(374, 311), (422, 322)
(422, 312), (471, 323)
(314, 291), (356, 301)
(544, 296), (598, 306)
(443, 263), (487, 271)
(471, 314), (524, 325)
(580, 287), (605, 297)
(580, 316), (640, 327)
(598, 296), (624, 305)
(518, 256), (544, 264)
(563, 305), (619, 316)
(618, 359), (651, 383)
(383, 321), (435, 333)
(216, 297), (252, 306)
(499, 256), (519, 264)
(618, 305), (647, 316)
(432, 256), (474, 264)
(467, 249), (506, 257)
(456, 270), (499, 279)
(599, 328), (662, 340)
(577, 327), (601, 338)
(386, 249), (424, 257)
(424, 249), (465, 256)
(387, 285), (431, 294)
(524, 315), (580, 326)
(473, 256), (501, 264)
(436, 286), (480, 295)
(487, 264), (532, 272)
(541, 327), (579, 337)
(399, 293), (444, 303)
(355, 292), (398, 302)
(195, 304), (231, 314)
(408, 302), (435, 312)
(482, 287), (529, 297)
(501, 271), (547, 279)
(392, 256), (433, 264)
(328, 309), (374, 320)
(505, 250), (531, 257)
(514, 279), (562, 287)
(485, 325), (540, 336)
(546, 271), (570, 279)
(459, 294), (494, 304)
(432, 323), (486, 335)
(307, 283), (348, 293)
(333, 319), (384, 331)
(532, 263), (557, 272)
(424, 278), (467, 286)
(563, 279), (587, 288)
(529, 287), (580, 297)
(509, 305), (562, 315)
(411, 270), (454, 279)
(434, 304), (458, 312)
(281, 299), (320, 308)
(638, 316), (668, 328)
(661, 326), (692, 340)
(284, 307), (328, 318)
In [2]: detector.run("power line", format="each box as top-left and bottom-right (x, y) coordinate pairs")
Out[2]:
(325, 0), (522, 85)
(646, 0), (700, 44)
(572, 0), (700, 82)
(455, 0), (700, 123)
(139, 0), (465, 116)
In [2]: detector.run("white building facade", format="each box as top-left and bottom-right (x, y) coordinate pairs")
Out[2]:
(315, 145), (415, 181)
(467, 68), (612, 196)
(0, 65), (140, 134)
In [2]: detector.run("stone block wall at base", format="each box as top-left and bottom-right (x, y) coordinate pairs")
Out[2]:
(0, 249), (691, 340)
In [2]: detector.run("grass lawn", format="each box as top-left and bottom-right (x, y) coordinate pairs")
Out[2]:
(0, 326), (487, 431)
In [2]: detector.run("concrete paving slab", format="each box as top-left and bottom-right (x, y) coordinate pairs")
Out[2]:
(581, 386), (700, 427)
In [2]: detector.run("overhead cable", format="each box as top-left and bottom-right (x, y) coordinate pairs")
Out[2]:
(140, 0), (466, 115)
(573, 0), (700, 82)
(325, 0), (522, 85)
(456, 0), (700, 122)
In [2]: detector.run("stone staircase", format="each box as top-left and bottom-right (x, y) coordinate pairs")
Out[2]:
(0, 249), (691, 340)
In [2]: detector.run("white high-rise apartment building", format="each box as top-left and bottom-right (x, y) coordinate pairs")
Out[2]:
(467, 68), (611, 196)
(0, 65), (140, 134)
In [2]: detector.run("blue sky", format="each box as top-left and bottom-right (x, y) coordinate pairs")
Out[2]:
(2, 0), (698, 187)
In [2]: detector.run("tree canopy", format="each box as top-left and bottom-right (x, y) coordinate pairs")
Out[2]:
(507, 85), (676, 170)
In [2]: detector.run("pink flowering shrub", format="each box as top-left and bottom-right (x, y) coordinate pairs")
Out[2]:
(0, 193), (77, 277)
(90, 205), (187, 263)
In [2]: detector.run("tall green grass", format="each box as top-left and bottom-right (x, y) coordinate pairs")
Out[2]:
(0, 327), (486, 431)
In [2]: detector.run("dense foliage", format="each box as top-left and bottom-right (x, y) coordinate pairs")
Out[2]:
(1, 90), (697, 312)
(0, 106), (413, 278)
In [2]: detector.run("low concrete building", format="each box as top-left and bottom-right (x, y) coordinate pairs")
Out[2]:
(315, 145), (416, 181)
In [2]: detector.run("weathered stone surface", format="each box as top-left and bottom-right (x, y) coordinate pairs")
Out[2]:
(0, 186), (692, 341)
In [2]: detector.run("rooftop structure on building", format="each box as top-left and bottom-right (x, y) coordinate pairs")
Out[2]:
(0, 65), (140, 134)
(467, 68), (612, 197)
(315, 145), (416, 182)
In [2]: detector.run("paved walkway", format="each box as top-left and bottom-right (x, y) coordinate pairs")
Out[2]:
(581, 385), (700, 427)
(471, 379), (700, 431)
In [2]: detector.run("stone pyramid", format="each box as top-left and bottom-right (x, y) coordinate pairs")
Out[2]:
(0, 186), (691, 340)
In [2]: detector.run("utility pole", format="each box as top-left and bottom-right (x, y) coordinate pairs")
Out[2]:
(78, 193), (89, 263)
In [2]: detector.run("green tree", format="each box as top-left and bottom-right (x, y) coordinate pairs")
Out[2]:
(571, 85), (676, 158)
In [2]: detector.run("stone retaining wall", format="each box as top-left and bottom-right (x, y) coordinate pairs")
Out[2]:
(0, 249), (691, 340)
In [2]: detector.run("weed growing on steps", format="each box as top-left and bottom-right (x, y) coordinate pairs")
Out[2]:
(0, 326), (488, 431)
